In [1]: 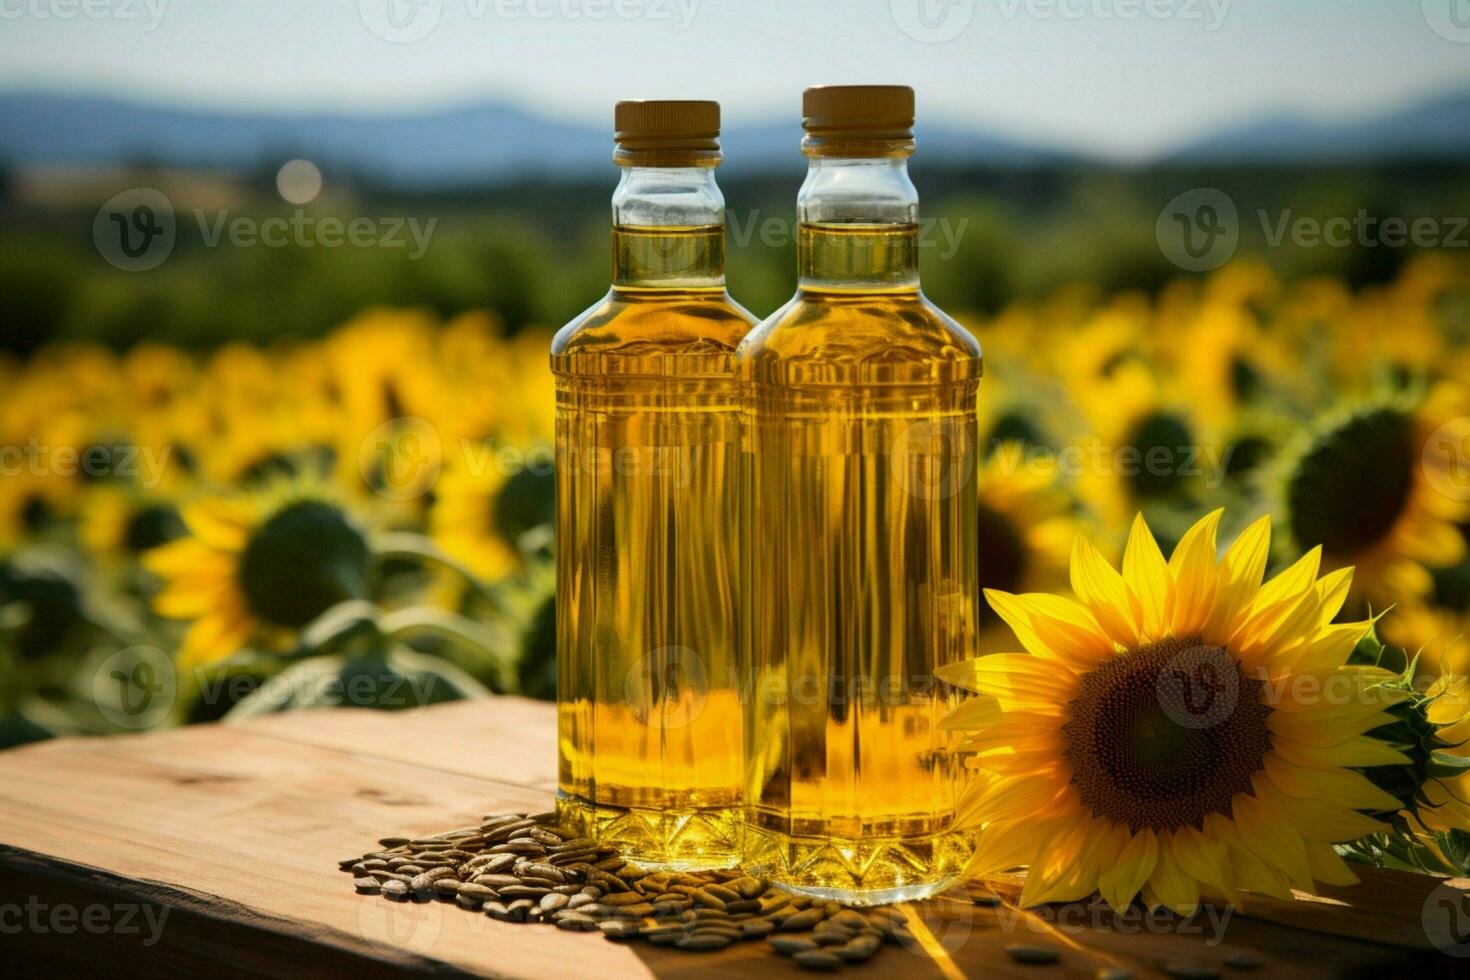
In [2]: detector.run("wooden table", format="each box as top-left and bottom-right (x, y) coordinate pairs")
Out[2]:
(0, 698), (1463, 977)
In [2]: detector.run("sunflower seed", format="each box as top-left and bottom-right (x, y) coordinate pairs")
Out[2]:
(792, 950), (842, 971)
(599, 920), (641, 939)
(539, 893), (569, 913)
(780, 909), (824, 931)
(677, 933), (732, 951)
(556, 913), (600, 932)
(835, 935), (882, 962)
(522, 863), (566, 884)
(382, 880), (409, 900)
(353, 877), (380, 894)
(1006, 944), (1062, 965)
(770, 936), (820, 955)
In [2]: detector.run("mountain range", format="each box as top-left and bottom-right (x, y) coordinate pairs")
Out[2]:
(1, 89), (1467, 186)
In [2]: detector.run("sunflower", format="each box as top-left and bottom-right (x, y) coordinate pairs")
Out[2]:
(973, 443), (1082, 653)
(941, 509), (1408, 912)
(1381, 527), (1470, 677)
(144, 484), (371, 667)
(78, 485), (186, 562)
(430, 454), (537, 586)
(1272, 385), (1470, 610)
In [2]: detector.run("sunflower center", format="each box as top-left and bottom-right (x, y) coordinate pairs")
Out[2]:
(1127, 412), (1193, 499)
(1287, 406), (1414, 558)
(238, 501), (370, 629)
(494, 463), (556, 545)
(1061, 635), (1272, 833)
(977, 501), (1026, 599)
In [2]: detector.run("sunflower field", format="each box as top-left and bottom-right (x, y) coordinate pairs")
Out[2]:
(1, 254), (1468, 759)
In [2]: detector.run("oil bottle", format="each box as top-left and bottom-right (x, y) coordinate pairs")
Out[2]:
(737, 86), (982, 903)
(552, 101), (757, 869)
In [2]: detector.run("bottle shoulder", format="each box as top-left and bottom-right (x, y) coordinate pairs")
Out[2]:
(551, 288), (758, 358)
(735, 290), (982, 385)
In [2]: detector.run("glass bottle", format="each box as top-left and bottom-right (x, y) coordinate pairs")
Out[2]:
(738, 86), (983, 903)
(552, 101), (757, 869)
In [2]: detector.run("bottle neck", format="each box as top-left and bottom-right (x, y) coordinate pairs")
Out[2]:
(611, 166), (726, 289)
(797, 157), (919, 291)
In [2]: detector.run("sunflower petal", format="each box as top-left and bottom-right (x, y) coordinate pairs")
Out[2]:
(1122, 515), (1171, 639)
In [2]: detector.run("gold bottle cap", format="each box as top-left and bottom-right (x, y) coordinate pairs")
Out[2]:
(801, 85), (915, 158)
(614, 100), (721, 167)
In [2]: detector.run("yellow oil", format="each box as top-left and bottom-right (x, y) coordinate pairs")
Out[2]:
(552, 224), (757, 870)
(738, 222), (982, 903)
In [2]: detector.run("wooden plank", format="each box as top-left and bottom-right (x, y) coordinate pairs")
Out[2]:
(0, 702), (1452, 977)
(233, 699), (559, 791)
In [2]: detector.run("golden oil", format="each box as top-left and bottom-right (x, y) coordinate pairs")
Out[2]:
(552, 102), (757, 869)
(737, 87), (982, 903)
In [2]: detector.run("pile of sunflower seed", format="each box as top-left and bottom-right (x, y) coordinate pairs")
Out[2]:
(339, 810), (913, 971)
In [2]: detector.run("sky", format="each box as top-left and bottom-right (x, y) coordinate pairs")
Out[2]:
(2, 0), (1469, 159)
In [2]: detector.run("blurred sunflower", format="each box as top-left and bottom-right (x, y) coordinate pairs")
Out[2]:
(1381, 528), (1470, 677)
(943, 510), (1403, 912)
(1272, 385), (1470, 609)
(973, 444), (1080, 653)
(144, 483), (372, 667)
(431, 451), (555, 585)
(1070, 357), (1208, 544)
(79, 486), (186, 563)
